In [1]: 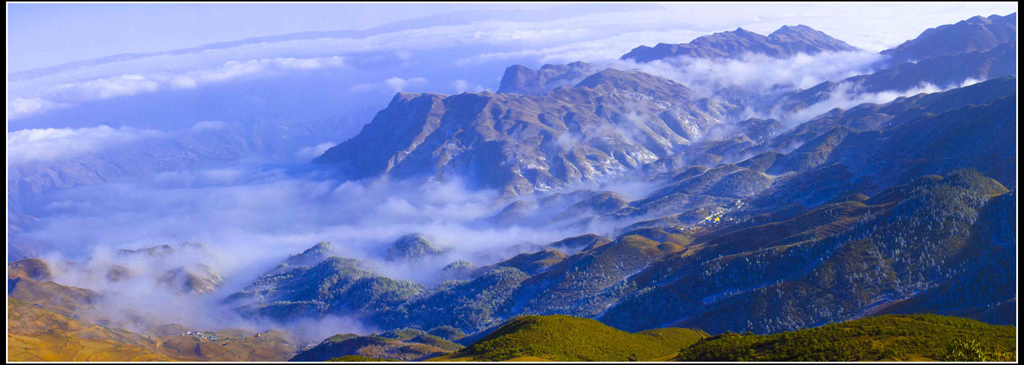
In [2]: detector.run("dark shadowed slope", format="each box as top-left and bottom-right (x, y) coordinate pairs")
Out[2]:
(882, 13), (1016, 64)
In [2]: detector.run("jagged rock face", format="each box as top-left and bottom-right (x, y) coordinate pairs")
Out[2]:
(882, 13), (1017, 64)
(497, 62), (601, 95)
(317, 68), (739, 198)
(621, 25), (858, 63)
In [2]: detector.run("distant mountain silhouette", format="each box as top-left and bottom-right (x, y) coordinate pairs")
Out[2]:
(882, 13), (1016, 65)
(621, 25), (858, 62)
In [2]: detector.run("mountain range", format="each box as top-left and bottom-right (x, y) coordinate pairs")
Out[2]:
(286, 10), (1021, 345)
(8, 11), (1018, 362)
(620, 25), (859, 62)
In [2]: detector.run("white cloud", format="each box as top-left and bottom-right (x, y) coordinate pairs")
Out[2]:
(294, 141), (337, 160)
(779, 81), (949, 126)
(455, 28), (708, 66)
(351, 76), (428, 93)
(8, 3), (1014, 123)
(7, 97), (69, 119)
(49, 74), (160, 101)
(451, 79), (471, 93)
(5, 2), (1019, 339)
(615, 51), (885, 99)
(190, 120), (227, 131)
(450, 79), (489, 93)
(7, 125), (163, 164)
(9, 56), (346, 120)
(21, 167), (590, 276)
(385, 76), (428, 92)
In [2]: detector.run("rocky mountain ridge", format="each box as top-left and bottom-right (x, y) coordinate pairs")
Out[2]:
(621, 25), (859, 62)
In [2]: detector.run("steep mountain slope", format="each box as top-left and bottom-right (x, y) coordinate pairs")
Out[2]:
(379, 267), (532, 333)
(316, 69), (738, 197)
(670, 170), (1010, 334)
(872, 190), (1016, 325)
(247, 19), (1017, 340)
(768, 93), (1016, 191)
(596, 165), (1014, 334)
(785, 41), (1016, 98)
(771, 76), (1016, 149)
(882, 13), (1016, 64)
(611, 78), (1014, 224)
(621, 25), (858, 62)
(856, 42), (1015, 92)
(768, 13), (1016, 112)
(684, 77), (1016, 204)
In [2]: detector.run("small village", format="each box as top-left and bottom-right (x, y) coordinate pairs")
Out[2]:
(180, 331), (224, 341)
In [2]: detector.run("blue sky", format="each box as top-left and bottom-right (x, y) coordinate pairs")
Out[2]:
(7, 3), (551, 72)
(8, 2), (1016, 73)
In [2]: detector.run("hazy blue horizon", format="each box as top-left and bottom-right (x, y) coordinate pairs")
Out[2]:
(8, 2), (1016, 73)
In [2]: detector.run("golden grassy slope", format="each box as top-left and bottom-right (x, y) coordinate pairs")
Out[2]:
(8, 298), (175, 361)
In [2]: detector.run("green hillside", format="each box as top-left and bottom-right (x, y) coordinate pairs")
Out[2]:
(290, 329), (461, 361)
(435, 315), (706, 361)
(676, 314), (1016, 361)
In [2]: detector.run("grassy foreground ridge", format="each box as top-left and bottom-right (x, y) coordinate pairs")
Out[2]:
(433, 315), (707, 361)
(415, 313), (1015, 362)
(676, 313), (1016, 361)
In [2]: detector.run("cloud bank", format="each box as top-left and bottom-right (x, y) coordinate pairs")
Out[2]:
(7, 125), (164, 164)
(351, 76), (429, 93)
(9, 56), (345, 119)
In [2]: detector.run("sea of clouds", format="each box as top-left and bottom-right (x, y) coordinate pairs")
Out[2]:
(8, 2), (1016, 341)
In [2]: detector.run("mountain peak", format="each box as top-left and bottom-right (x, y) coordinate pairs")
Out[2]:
(575, 68), (693, 98)
(385, 234), (448, 262)
(966, 15), (991, 24)
(497, 62), (599, 95)
(285, 241), (335, 267)
(770, 24), (815, 35)
(882, 13), (1016, 64)
(315, 64), (728, 198)
(621, 24), (856, 62)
